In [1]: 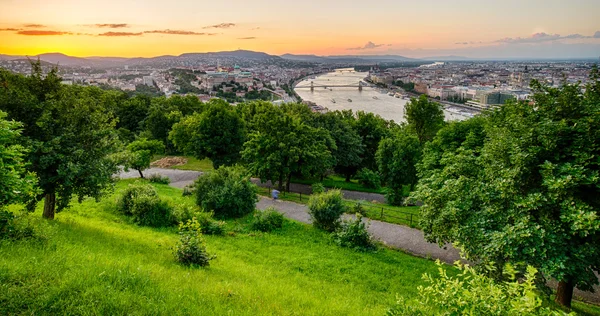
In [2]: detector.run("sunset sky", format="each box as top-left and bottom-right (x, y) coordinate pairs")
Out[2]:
(1, 0), (599, 58)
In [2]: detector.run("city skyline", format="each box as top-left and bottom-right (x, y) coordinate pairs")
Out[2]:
(1, 0), (599, 59)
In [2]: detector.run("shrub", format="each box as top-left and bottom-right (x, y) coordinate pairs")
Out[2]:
(384, 187), (405, 206)
(311, 183), (325, 194)
(356, 168), (381, 189)
(0, 210), (36, 240)
(129, 194), (173, 227)
(182, 184), (195, 197)
(387, 261), (571, 316)
(148, 174), (170, 184)
(251, 208), (285, 232)
(117, 182), (158, 216)
(117, 182), (173, 227)
(333, 214), (375, 251)
(194, 166), (258, 219)
(175, 218), (214, 267)
(307, 189), (346, 232)
(195, 211), (226, 235)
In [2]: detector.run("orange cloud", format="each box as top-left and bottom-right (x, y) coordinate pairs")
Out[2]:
(98, 31), (142, 37)
(0, 28), (21, 31)
(23, 24), (46, 28)
(203, 23), (235, 29)
(238, 37), (256, 40)
(144, 29), (212, 35)
(18, 30), (72, 36)
(95, 23), (129, 28)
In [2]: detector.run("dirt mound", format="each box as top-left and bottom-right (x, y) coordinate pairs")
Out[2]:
(150, 157), (188, 168)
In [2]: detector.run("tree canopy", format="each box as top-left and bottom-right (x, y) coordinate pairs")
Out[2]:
(404, 95), (445, 144)
(412, 71), (600, 308)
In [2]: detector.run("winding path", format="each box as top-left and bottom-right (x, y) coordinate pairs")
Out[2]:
(118, 167), (600, 304)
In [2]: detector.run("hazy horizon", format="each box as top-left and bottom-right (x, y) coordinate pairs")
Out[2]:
(1, 0), (599, 59)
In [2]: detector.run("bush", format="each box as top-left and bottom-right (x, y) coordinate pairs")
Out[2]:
(0, 210), (37, 240)
(117, 182), (173, 227)
(175, 218), (214, 267)
(384, 187), (405, 206)
(117, 182), (158, 216)
(148, 174), (170, 184)
(194, 211), (226, 235)
(251, 208), (285, 232)
(356, 168), (381, 189)
(387, 261), (570, 316)
(333, 214), (375, 251)
(194, 166), (258, 219)
(311, 183), (325, 194)
(182, 184), (195, 197)
(307, 189), (346, 232)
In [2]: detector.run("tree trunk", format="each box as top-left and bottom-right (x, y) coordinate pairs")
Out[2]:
(555, 279), (574, 308)
(286, 173), (292, 192)
(137, 169), (144, 178)
(345, 173), (351, 182)
(43, 192), (56, 220)
(278, 173), (284, 191)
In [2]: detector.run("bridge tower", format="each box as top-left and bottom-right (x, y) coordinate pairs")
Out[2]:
(310, 81), (314, 92)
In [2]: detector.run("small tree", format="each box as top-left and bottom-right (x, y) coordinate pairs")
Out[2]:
(175, 218), (214, 267)
(125, 138), (165, 178)
(307, 189), (346, 232)
(194, 166), (258, 218)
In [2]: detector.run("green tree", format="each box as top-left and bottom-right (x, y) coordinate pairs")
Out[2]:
(354, 111), (391, 171)
(314, 111), (364, 182)
(170, 100), (245, 168)
(125, 138), (165, 178)
(376, 129), (421, 205)
(0, 111), (37, 208)
(412, 72), (600, 308)
(242, 105), (333, 191)
(0, 67), (120, 219)
(404, 95), (445, 144)
(115, 95), (151, 134)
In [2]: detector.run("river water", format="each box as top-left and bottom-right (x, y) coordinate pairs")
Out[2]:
(294, 69), (469, 123)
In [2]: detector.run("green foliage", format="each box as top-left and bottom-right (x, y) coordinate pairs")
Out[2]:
(117, 182), (173, 227)
(0, 67), (121, 218)
(354, 111), (392, 171)
(0, 211), (36, 240)
(333, 214), (375, 251)
(194, 211), (226, 235)
(194, 166), (258, 218)
(355, 168), (381, 189)
(307, 189), (346, 232)
(0, 111), (37, 208)
(148, 174), (170, 185)
(175, 218), (214, 267)
(251, 208), (285, 232)
(311, 182), (326, 194)
(387, 261), (571, 316)
(125, 138), (165, 177)
(241, 102), (334, 190)
(412, 72), (600, 307)
(170, 99), (245, 168)
(377, 129), (422, 205)
(404, 95), (445, 144)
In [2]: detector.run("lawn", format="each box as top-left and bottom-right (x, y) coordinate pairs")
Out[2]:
(291, 175), (387, 194)
(152, 155), (214, 172)
(0, 180), (439, 315)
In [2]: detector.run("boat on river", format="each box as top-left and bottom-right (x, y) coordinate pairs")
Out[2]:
(347, 99), (352, 102)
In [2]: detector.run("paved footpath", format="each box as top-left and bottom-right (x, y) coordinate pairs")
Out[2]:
(118, 168), (599, 304)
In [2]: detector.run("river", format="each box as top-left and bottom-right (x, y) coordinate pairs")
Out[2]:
(294, 68), (470, 123)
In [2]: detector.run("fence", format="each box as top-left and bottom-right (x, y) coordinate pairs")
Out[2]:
(265, 186), (419, 228)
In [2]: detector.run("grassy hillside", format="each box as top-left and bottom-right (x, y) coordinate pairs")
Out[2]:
(0, 180), (439, 315)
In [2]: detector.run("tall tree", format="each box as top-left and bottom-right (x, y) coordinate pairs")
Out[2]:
(0, 67), (120, 219)
(170, 99), (245, 168)
(376, 129), (421, 205)
(242, 105), (333, 191)
(125, 138), (165, 178)
(412, 71), (600, 308)
(353, 111), (391, 171)
(404, 95), (445, 144)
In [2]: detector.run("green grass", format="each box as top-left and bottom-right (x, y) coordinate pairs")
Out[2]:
(291, 175), (386, 194)
(152, 155), (214, 172)
(0, 180), (439, 315)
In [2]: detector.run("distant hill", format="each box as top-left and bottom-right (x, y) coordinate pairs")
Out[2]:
(281, 53), (419, 63)
(421, 55), (475, 61)
(181, 50), (280, 60)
